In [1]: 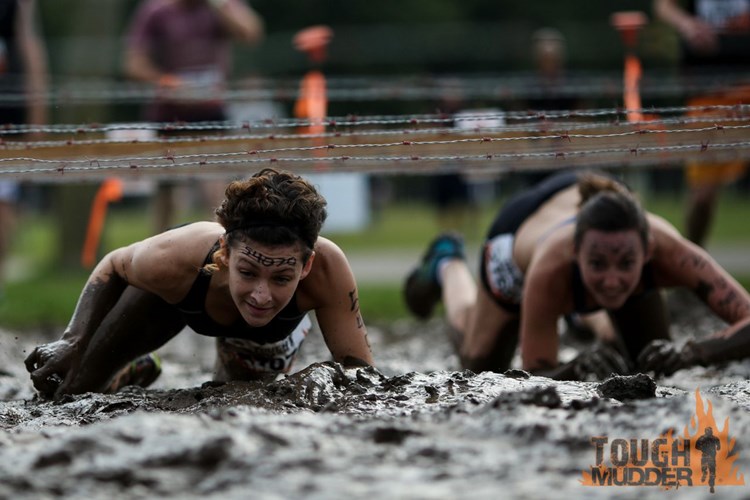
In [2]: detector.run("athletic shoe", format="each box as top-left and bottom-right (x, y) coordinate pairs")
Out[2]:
(403, 233), (465, 319)
(107, 352), (162, 392)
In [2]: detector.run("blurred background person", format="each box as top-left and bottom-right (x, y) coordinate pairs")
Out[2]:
(519, 28), (593, 188)
(528, 27), (573, 110)
(0, 0), (47, 289)
(123, 0), (264, 234)
(430, 86), (478, 236)
(654, 0), (750, 247)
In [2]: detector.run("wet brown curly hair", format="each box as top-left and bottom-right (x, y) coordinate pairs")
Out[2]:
(212, 169), (327, 267)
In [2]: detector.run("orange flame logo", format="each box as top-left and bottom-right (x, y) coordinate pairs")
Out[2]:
(685, 389), (744, 487)
(580, 388), (744, 491)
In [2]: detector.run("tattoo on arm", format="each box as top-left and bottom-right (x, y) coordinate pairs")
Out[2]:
(698, 277), (750, 321)
(349, 289), (364, 329)
(680, 253), (708, 271)
(348, 290), (359, 312)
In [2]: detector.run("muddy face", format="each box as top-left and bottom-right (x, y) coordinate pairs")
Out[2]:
(224, 240), (313, 327)
(575, 229), (647, 310)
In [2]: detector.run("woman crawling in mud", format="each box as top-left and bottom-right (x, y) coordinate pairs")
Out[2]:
(404, 170), (750, 380)
(25, 168), (373, 399)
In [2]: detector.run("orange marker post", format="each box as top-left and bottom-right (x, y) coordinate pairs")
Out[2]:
(293, 26), (333, 167)
(81, 178), (123, 268)
(611, 11), (648, 123)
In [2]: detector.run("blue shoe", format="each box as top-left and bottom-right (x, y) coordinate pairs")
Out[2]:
(403, 233), (465, 319)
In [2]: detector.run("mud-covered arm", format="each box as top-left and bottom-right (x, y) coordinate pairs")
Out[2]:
(23, 229), (182, 396)
(639, 317), (750, 376)
(520, 257), (569, 377)
(641, 230), (750, 374)
(311, 244), (373, 368)
(23, 247), (134, 396)
(687, 317), (750, 365)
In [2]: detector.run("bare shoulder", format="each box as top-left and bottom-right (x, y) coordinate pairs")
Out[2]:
(125, 222), (225, 299)
(298, 237), (356, 308)
(647, 214), (695, 266)
(525, 231), (575, 311)
(305, 237), (351, 283)
(312, 236), (348, 265)
(531, 223), (575, 271)
(646, 214), (723, 287)
(647, 213), (682, 244)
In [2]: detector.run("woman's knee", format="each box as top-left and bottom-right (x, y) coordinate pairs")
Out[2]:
(460, 317), (520, 372)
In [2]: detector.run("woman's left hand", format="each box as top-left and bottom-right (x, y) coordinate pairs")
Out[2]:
(636, 339), (699, 376)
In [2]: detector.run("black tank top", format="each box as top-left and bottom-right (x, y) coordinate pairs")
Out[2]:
(175, 241), (307, 343)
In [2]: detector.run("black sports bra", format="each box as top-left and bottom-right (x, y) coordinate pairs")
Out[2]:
(175, 241), (307, 343)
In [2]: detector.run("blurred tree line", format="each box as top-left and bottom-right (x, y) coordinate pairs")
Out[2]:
(34, 0), (681, 125)
(39, 0), (676, 80)
(29, 0), (681, 268)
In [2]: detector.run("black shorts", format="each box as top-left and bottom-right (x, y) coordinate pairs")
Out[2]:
(480, 171), (580, 311)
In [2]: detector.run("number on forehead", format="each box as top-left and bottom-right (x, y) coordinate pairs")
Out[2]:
(240, 246), (297, 267)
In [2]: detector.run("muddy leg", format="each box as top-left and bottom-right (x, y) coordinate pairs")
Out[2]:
(607, 289), (669, 365)
(460, 318), (519, 373)
(459, 287), (520, 372)
(61, 286), (186, 395)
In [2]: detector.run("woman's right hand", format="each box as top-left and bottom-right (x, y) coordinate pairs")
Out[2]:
(23, 339), (80, 398)
(569, 343), (631, 381)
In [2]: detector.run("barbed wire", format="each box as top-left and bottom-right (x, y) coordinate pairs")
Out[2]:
(2, 122), (748, 166)
(3, 139), (748, 178)
(1, 101), (748, 180)
(2, 104), (748, 139)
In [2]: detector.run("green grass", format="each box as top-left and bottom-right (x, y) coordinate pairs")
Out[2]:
(642, 193), (750, 243)
(2, 193), (749, 330)
(325, 202), (500, 251)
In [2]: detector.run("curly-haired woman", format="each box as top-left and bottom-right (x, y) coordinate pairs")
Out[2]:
(25, 169), (373, 399)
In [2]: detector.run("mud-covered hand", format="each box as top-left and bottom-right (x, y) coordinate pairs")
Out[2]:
(23, 339), (81, 398)
(569, 343), (631, 381)
(636, 339), (700, 377)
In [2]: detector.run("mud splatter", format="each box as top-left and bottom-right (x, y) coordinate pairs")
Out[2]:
(0, 299), (748, 499)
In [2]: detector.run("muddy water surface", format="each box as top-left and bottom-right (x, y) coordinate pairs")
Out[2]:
(0, 297), (748, 499)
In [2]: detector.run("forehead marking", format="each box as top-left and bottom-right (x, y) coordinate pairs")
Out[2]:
(240, 245), (297, 267)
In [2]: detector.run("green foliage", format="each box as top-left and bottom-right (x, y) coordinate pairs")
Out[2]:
(2, 193), (749, 329)
(0, 270), (87, 330)
(358, 283), (409, 324)
(38, 0), (673, 78)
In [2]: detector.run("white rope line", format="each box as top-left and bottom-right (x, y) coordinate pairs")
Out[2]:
(3, 105), (749, 136)
(2, 71), (749, 104)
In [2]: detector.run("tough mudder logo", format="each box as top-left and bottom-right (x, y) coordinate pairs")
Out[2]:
(581, 389), (744, 492)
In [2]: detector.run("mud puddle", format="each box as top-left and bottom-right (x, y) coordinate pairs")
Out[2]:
(0, 295), (748, 499)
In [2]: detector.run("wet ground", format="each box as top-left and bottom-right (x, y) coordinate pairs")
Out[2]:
(0, 293), (748, 499)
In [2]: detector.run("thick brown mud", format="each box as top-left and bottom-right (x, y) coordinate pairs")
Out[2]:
(0, 293), (748, 499)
